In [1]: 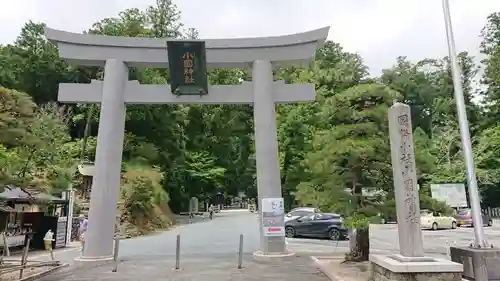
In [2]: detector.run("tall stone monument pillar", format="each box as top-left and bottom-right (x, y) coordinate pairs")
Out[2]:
(369, 103), (462, 281)
(388, 103), (424, 258)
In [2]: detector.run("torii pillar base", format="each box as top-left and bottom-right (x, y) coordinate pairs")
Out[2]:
(74, 255), (114, 267)
(252, 250), (296, 264)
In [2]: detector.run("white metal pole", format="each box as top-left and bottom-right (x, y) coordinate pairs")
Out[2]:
(66, 188), (74, 245)
(442, 0), (487, 248)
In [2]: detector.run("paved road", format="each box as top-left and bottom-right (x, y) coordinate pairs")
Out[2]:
(369, 221), (500, 256)
(34, 211), (500, 279)
(42, 254), (330, 281)
(40, 210), (331, 281)
(287, 219), (500, 258)
(38, 211), (263, 265)
(40, 212), (500, 264)
(118, 210), (261, 260)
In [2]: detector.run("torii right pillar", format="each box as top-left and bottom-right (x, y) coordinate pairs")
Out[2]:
(252, 59), (288, 256)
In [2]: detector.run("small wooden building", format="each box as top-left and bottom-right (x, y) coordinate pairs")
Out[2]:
(0, 186), (69, 250)
(77, 163), (95, 200)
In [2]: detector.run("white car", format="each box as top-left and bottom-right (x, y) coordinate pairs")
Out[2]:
(284, 207), (320, 222)
(420, 209), (457, 230)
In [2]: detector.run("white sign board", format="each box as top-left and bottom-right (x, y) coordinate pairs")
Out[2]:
(430, 183), (467, 207)
(261, 198), (285, 237)
(261, 198), (284, 215)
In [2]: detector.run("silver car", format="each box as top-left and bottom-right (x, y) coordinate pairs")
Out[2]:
(285, 207), (320, 222)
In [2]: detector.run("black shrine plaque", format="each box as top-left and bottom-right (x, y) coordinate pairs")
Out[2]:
(167, 41), (208, 95)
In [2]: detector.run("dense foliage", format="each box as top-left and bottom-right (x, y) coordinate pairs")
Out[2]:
(2, 0), (500, 261)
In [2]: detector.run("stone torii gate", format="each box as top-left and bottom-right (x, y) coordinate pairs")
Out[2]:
(44, 26), (329, 262)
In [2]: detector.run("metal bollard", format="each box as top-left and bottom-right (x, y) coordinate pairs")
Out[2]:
(49, 247), (55, 261)
(2, 233), (10, 257)
(237, 234), (243, 269)
(175, 234), (180, 270)
(19, 237), (31, 279)
(112, 237), (120, 272)
(81, 239), (85, 255)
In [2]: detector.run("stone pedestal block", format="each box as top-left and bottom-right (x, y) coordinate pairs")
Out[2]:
(370, 254), (463, 281)
(450, 246), (500, 281)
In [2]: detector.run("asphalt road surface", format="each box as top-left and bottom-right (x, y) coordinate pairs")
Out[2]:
(287, 219), (500, 258)
(40, 210), (333, 281)
(45, 210), (263, 265)
(42, 211), (500, 280)
(39, 211), (500, 265)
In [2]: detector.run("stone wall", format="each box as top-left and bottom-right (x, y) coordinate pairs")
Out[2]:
(370, 262), (462, 281)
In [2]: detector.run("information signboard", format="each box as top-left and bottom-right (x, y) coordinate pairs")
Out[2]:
(55, 216), (68, 248)
(430, 183), (468, 207)
(261, 198), (285, 237)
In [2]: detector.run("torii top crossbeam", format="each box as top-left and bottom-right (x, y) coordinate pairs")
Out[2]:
(43, 27), (329, 68)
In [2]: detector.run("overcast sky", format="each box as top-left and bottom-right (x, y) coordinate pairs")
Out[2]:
(1, 0), (499, 75)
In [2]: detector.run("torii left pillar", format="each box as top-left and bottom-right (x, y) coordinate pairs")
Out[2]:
(82, 59), (128, 261)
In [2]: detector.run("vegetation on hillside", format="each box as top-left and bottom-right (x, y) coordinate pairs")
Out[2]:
(3, 0), (500, 261)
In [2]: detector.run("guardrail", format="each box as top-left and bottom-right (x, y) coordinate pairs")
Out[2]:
(483, 207), (500, 218)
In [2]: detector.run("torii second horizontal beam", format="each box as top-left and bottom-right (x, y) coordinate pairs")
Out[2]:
(58, 80), (315, 104)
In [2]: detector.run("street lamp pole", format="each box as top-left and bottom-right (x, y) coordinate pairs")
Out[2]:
(441, 0), (488, 248)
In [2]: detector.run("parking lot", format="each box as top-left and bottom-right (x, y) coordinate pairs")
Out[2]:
(285, 220), (500, 257)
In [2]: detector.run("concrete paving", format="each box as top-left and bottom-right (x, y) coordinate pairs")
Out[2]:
(32, 211), (261, 265)
(34, 211), (500, 280)
(286, 219), (500, 259)
(40, 254), (330, 281)
(369, 221), (500, 256)
(38, 210), (332, 281)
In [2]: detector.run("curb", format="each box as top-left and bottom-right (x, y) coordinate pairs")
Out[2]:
(19, 263), (69, 281)
(311, 256), (345, 281)
(311, 256), (469, 281)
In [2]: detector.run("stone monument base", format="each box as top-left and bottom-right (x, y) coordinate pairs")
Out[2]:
(369, 254), (463, 281)
(252, 250), (296, 263)
(450, 246), (500, 281)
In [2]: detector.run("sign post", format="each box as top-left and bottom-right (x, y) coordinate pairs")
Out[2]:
(167, 41), (208, 95)
(260, 198), (285, 237)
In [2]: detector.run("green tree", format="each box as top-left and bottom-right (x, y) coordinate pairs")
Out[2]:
(275, 41), (369, 209)
(481, 12), (500, 127)
(299, 84), (400, 261)
(0, 87), (36, 146)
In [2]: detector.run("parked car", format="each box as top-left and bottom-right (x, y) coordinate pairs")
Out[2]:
(420, 209), (457, 230)
(454, 208), (493, 227)
(284, 212), (347, 240)
(284, 207), (320, 222)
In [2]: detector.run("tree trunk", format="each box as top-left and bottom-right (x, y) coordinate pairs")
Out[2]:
(355, 227), (370, 261)
(349, 166), (370, 262)
(348, 228), (357, 252)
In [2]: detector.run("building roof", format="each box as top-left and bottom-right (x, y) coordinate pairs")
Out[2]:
(78, 163), (95, 176)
